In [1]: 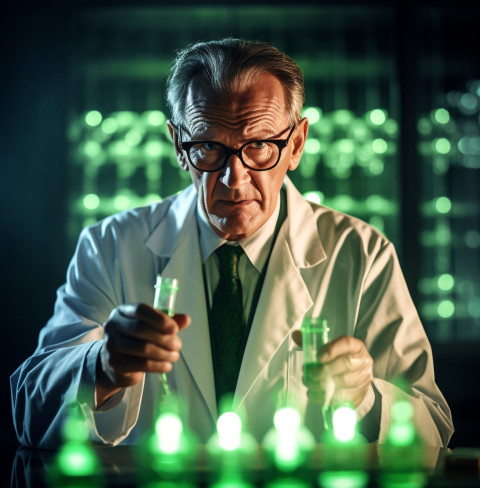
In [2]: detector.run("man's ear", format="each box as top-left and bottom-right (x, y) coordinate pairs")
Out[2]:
(167, 120), (189, 171)
(288, 117), (309, 171)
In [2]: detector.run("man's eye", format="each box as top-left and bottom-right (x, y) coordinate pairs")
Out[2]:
(202, 142), (219, 151)
(251, 141), (266, 149)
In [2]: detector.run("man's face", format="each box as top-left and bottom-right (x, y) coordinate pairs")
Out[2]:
(169, 73), (307, 241)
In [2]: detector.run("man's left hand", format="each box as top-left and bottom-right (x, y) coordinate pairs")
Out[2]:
(292, 333), (373, 408)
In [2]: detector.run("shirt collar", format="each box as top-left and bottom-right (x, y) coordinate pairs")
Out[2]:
(196, 195), (281, 272)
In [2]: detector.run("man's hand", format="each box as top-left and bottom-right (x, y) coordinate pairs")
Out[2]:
(292, 332), (373, 408)
(96, 303), (191, 407)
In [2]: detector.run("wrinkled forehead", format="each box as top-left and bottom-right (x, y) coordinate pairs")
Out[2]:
(183, 72), (288, 134)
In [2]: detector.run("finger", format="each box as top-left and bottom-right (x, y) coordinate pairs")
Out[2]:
(322, 353), (372, 377)
(105, 345), (176, 375)
(106, 333), (181, 362)
(320, 336), (365, 363)
(332, 358), (373, 389)
(118, 303), (179, 334)
(173, 313), (192, 331)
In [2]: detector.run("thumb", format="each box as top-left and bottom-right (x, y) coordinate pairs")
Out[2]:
(173, 313), (192, 331)
(292, 329), (302, 347)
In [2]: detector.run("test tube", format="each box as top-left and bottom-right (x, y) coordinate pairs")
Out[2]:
(301, 317), (332, 429)
(153, 276), (179, 399)
(153, 276), (179, 317)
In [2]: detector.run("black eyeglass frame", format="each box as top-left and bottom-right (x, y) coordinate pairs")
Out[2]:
(177, 123), (297, 172)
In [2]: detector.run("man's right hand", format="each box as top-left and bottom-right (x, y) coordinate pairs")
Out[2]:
(96, 303), (191, 407)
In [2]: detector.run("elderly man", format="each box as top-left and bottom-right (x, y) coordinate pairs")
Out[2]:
(11, 38), (453, 448)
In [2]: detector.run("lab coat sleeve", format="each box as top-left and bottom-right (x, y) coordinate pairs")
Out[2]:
(354, 240), (454, 447)
(10, 224), (144, 448)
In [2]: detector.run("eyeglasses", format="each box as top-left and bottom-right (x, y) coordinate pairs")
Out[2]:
(177, 124), (296, 172)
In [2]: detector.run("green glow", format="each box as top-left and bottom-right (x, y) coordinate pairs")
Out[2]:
(437, 300), (455, 318)
(417, 118), (432, 136)
(465, 230), (480, 248)
(144, 140), (164, 158)
(433, 138), (451, 154)
(332, 110), (353, 126)
(125, 129), (143, 146)
(155, 413), (183, 454)
(217, 412), (242, 451)
(368, 109), (387, 126)
(63, 413), (89, 443)
(303, 107), (322, 124)
(303, 191), (324, 205)
(274, 407), (301, 433)
(146, 110), (166, 127)
(379, 471), (426, 488)
(318, 471), (368, 488)
(144, 193), (162, 204)
(85, 110), (102, 127)
(114, 111), (135, 127)
(435, 225), (451, 245)
(83, 141), (102, 159)
(333, 195), (354, 212)
(435, 196), (452, 214)
(304, 138), (321, 154)
(332, 406), (357, 442)
(384, 119), (398, 136)
(83, 193), (100, 210)
(368, 159), (384, 176)
(110, 140), (131, 157)
(437, 274), (454, 291)
(366, 195), (387, 213)
(433, 108), (450, 125)
(388, 423), (416, 447)
(372, 138), (388, 154)
(57, 443), (98, 476)
(369, 216), (384, 233)
(114, 195), (131, 210)
(391, 400), (413, 422)
(337, 139), (355, 153)
(101, 117), (118, 134)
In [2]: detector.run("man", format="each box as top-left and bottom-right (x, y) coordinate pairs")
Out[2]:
(11, 38), (453, 448)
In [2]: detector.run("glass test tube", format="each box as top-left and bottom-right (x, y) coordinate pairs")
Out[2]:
(301, 317), (332, 430)
(153, 276), (179, 399)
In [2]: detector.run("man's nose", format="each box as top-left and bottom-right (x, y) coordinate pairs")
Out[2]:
(219, 153), (251, 188)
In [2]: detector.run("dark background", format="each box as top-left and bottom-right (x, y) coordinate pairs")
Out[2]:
(1, 0), (480, 451)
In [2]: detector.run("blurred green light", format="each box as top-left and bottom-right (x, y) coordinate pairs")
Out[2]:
(438, 300), (455, 318)
(83, 194), (100, 210)
(304, 139), (321, 154)
(465, 230), (480, 248)
(146, 110), (166, 127)
(303, 107), (322, 124)
(83, 140), (102, 159)
(435, 197), (452, 214)
(319, 471), (368, 488)
(114, 111), (135, 127)
(114, 195), (131, 210)
(368, 109), (387, 126)
(155, 413), (183, 454)
(125, 129), (143, 146)
(368, 159), (384, 176)
(217, 412), (242, 451)
(389, 423), (416, 447)
(391, 401), (413, 423)
(110, 140), (131, 157)
(332, 110), (353, 126)
(57, 444), (98, 476)
(85, 110), (102, 127)
(437, 274), (454, 291)
(332, 406), (357, 442)
(433, 138), (451, 154)
(303, 191), (324, 205)
(144, 140), (164, 158)
(337, 139), (355, 154)
(274, 407), (301, 433)
(384, 119), (399, 136)
(372, 138), (388, 154)
(433, 108), (450, 125)
(101, 117), (118, 134)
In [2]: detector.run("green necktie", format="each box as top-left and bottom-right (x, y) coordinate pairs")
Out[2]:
(211, 244), (245, 404)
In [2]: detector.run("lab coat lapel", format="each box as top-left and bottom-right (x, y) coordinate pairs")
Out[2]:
(145, 186), (217, 420)
(234, 179), (327, 408)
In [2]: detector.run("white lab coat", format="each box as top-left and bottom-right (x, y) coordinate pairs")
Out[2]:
(10, 178), (453, 448)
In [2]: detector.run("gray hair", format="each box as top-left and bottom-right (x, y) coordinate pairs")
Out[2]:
(166, 38), (304, 127)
